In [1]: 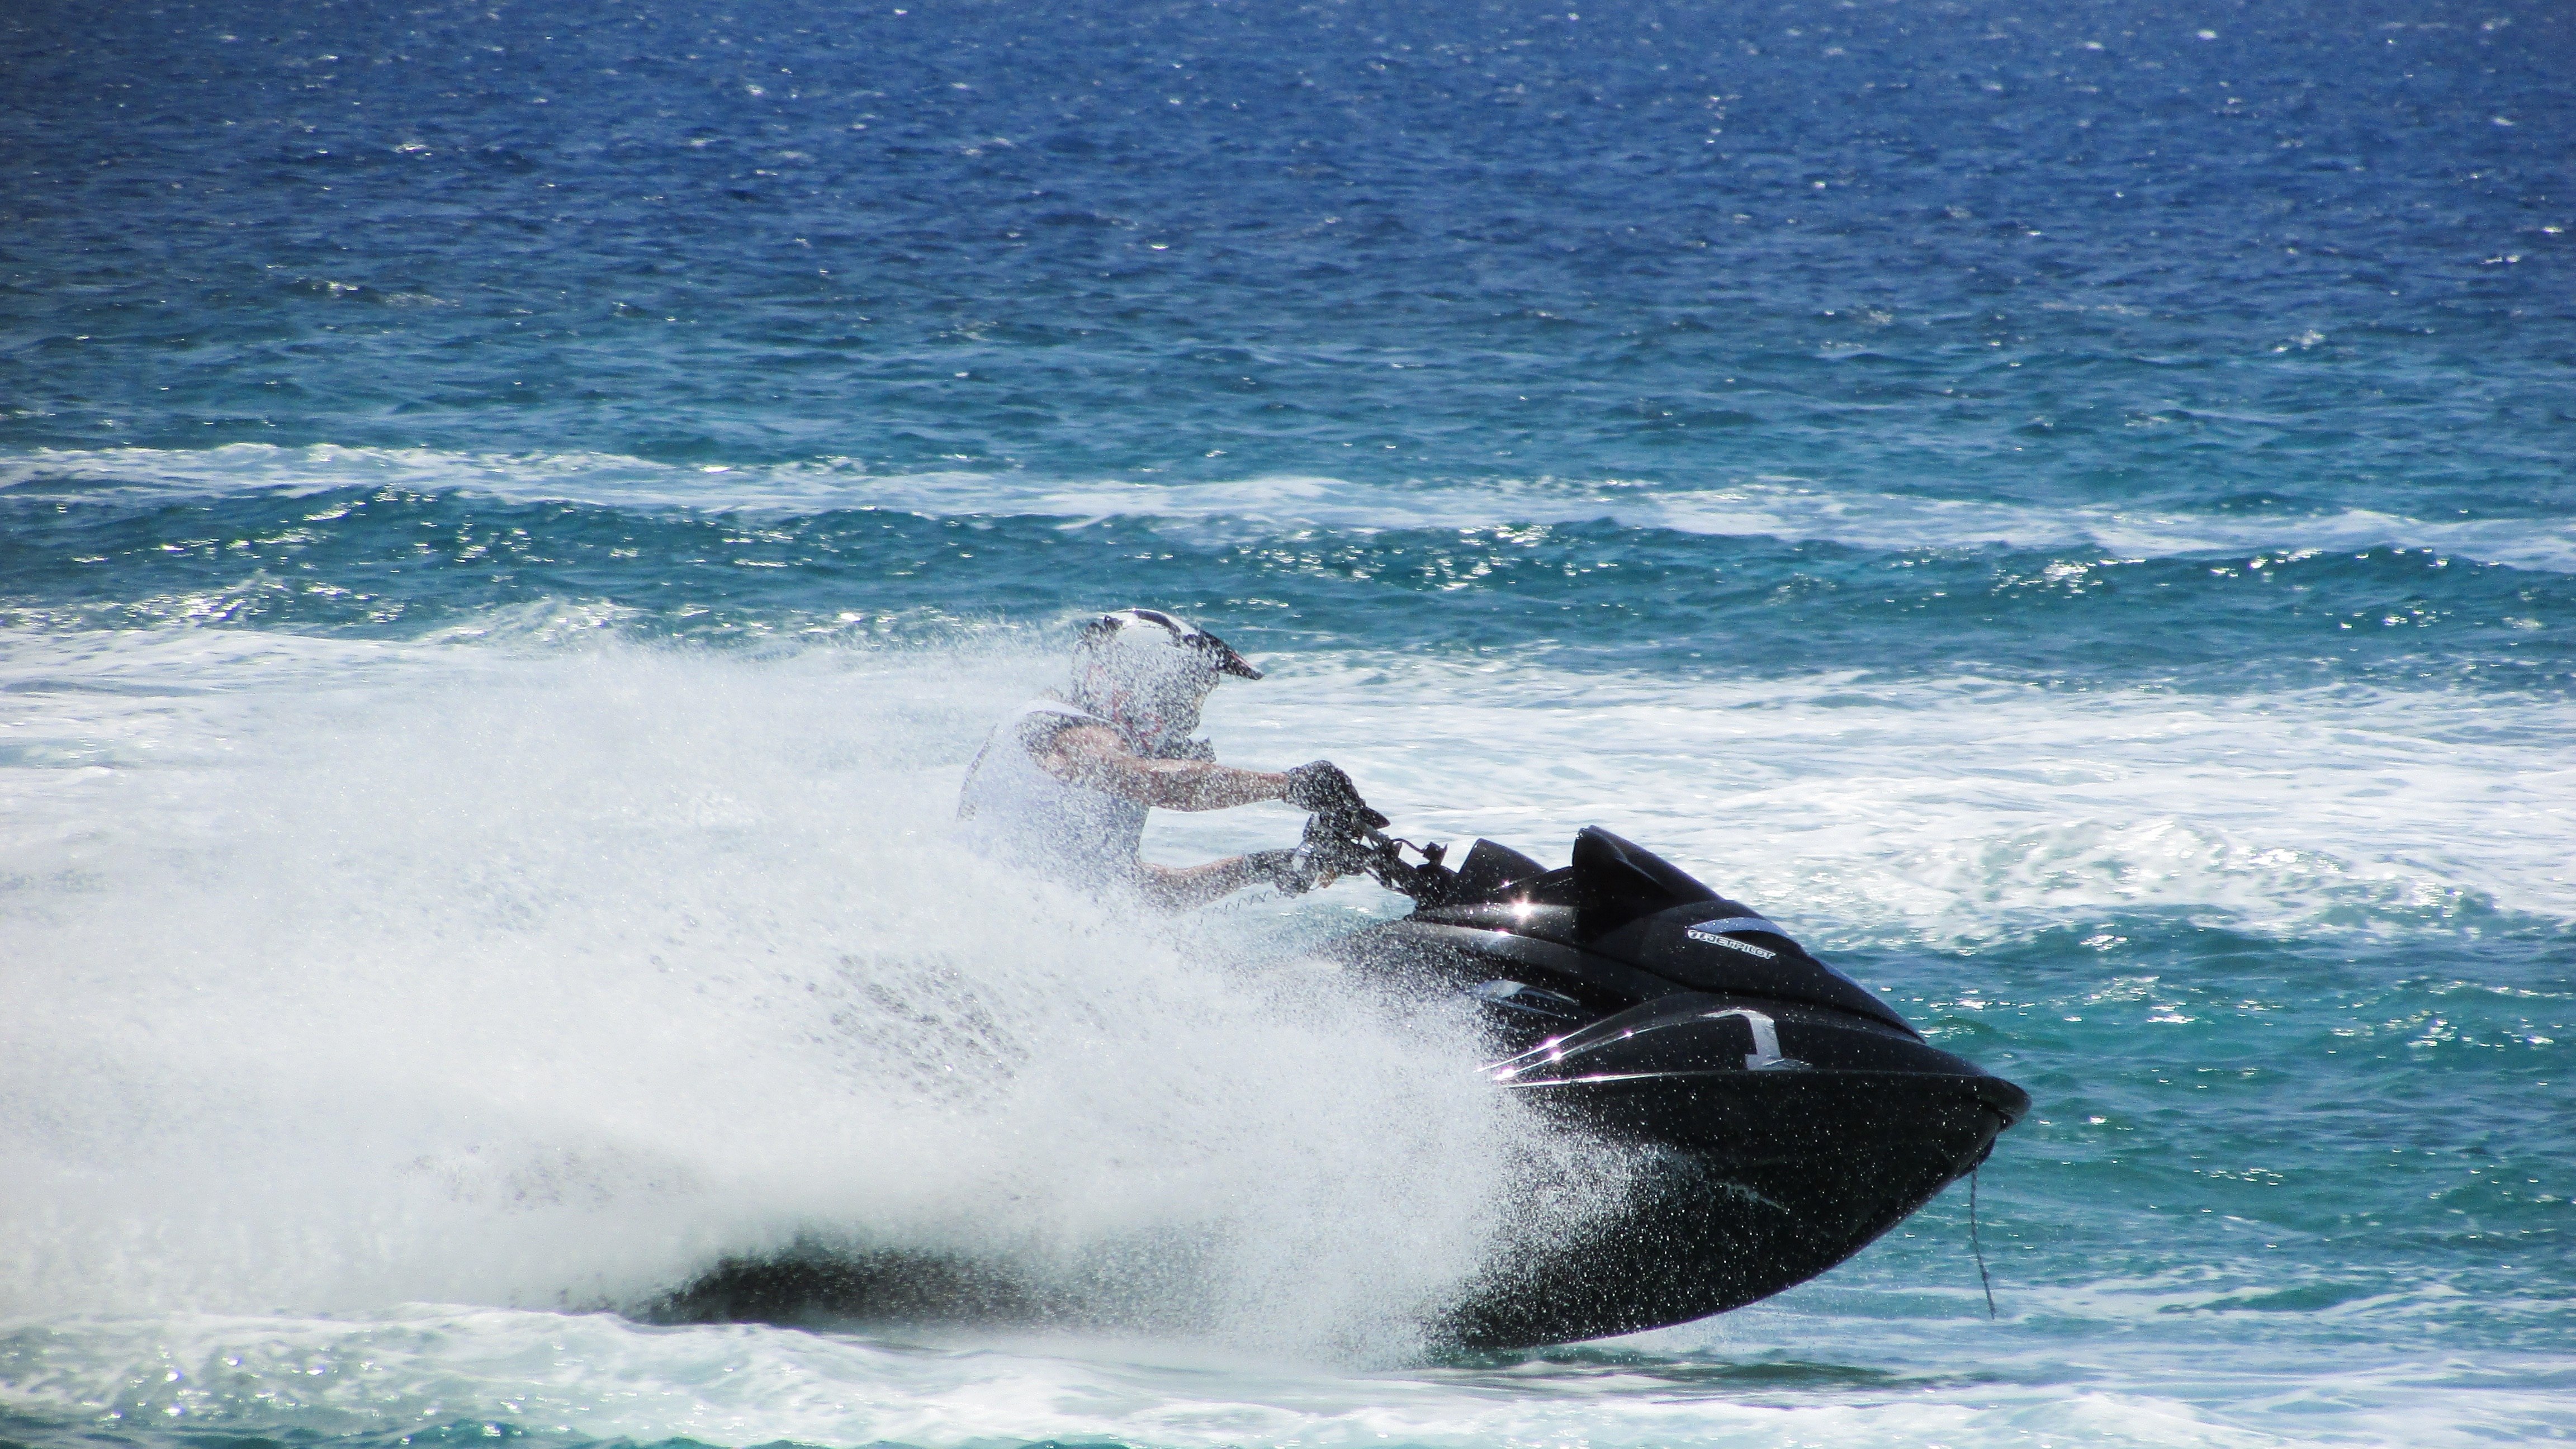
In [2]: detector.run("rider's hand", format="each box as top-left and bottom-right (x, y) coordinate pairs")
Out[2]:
(1247, 834), (1372, 895)
(1282, 761), (1388, 828)
(1249, 848), (1332, 896)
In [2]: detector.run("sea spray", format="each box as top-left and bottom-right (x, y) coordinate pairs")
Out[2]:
(0, 635), (1628, 1353)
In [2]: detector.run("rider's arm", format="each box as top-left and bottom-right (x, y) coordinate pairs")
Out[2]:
(1134, 855), (1327, 911)
(1036, 723), (1291, 811)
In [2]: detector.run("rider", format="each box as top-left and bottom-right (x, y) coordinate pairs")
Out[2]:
(956, 608), (1382, 909)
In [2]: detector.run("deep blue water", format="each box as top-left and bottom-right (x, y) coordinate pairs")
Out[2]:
(3, 2), (2571, 1447)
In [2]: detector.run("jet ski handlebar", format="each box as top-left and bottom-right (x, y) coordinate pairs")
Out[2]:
(1296, 799), (1464, 905)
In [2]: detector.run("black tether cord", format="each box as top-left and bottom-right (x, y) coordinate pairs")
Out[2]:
(1970, 1166), (1997, 1320)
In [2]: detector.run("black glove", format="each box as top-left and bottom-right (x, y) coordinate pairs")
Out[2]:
(1299, 813), (1382, 875)
(1249, 832), (1378, 896)
(1248, 847), (1318, 896)
(1282, 760), (1388, 829)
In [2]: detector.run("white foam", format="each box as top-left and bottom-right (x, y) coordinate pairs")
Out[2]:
(1160, 655), (2576, 944)
(2, 1306), (2562, 1449)
(7, 443), (2570, 570)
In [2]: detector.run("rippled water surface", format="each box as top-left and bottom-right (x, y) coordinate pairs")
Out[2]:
(3, 1), (2570, 1446)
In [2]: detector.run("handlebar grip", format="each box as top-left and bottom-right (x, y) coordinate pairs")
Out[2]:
(1285, 761), (1388, 829)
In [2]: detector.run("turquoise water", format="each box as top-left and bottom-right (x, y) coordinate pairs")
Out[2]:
(3, 1), (2570, 1445)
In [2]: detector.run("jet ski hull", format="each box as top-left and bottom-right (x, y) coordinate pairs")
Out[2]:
(1445, 1067), (2023, 1347)
(1324, 887), (2031, 1348)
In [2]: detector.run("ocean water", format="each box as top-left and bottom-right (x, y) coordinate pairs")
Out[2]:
(3, 0), (2571, 1445)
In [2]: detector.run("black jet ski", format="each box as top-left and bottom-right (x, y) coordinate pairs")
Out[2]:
(655, 809), (2026, 1348)
(1298, 811), (2029, 1347)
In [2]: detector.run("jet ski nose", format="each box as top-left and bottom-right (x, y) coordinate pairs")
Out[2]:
(1973, 1072), (2032, 1127)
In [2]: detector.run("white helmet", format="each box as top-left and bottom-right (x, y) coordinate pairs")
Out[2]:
(1068, 608), (1261, 750)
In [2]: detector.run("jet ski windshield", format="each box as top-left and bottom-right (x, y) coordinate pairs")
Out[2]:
(1449, 837), (1546, 899)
